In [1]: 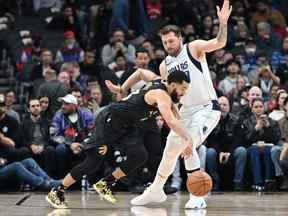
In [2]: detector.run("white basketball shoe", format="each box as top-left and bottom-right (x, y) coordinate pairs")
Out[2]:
(130, 187), (167, 206)
(185, 194), (207, 209)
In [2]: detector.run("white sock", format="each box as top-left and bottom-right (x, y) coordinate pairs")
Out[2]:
(149, 173), (167, 192)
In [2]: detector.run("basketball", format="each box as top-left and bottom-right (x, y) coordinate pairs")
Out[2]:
(186, 170), (213, 196)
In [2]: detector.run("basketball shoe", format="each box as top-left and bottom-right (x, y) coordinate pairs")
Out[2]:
(130, 186), (167, 205)
(185, 194), (207, 209)
(46, 188), (68, 209)
(93, 179), (117, 204)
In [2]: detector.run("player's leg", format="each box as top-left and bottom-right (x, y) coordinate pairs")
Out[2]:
(184, 109), (221, 209)
(46, 146), (107, 208)
(131, 132), (187, 205)
(94, 128), (150, 203)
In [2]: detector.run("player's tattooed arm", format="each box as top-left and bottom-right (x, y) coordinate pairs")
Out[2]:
(216, 23), (228, 45)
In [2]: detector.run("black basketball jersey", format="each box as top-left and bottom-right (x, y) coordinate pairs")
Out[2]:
(110, 79), (167, 125)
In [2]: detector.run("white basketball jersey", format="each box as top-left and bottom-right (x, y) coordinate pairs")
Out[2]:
(165, 44), (217, 107)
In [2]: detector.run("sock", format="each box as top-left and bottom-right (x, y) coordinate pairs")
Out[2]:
(103, 174), (117, 186)
(149, 173), (168, 192)
(57, 184), (66, 191)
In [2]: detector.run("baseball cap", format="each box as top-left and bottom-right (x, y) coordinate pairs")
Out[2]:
(58, 94), (78, 105)
(64, 31), (75, 39)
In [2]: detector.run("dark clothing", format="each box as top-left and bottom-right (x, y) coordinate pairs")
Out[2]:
(21, 116), (51, 148)
(30, 64), (58, 81)
(37, 80), (68, 114)
(0, 115), (20, 148)
(242, 115), (281, 146)
(74, 80), (167, 179)
(207, 113), (239, 153)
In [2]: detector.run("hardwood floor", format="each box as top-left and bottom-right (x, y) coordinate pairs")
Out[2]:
(0, 191), (287, 216)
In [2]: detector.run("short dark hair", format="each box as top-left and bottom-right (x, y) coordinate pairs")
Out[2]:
(27, 98), (39, 108)
(251, 98), (264, 107)
(167, 70), (190, 84)
(160, 25), (182, 37)
(135, 47), (149, 57)
(70, 86), (82, 95)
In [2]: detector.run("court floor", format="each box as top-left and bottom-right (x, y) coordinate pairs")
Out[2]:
(0, 191), (287, 216)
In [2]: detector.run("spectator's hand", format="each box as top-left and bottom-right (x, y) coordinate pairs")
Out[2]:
(87, 99), (99, 114)
(221, 152), (230, 164)
(219, 152), (225, 164)
(31, 144), (42, 154)
(255, 118), (264, 130)
(71, 142), (83, 154)
(217, 0), (232, 25)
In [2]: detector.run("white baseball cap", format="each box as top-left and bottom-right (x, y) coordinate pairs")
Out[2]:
(58, 94), (78, 105)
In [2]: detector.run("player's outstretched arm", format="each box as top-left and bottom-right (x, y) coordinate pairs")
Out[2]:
(190, 0), (232, 55)
(105, 68), (159, 94)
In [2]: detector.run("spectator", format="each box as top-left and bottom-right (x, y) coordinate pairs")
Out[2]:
(120, 48), (153, 91)
(0, 94), (27, 162)
(39, 95), (53, 121)
(70, 87), (84, 107)
(30, 49), (57, 82)
(255, 22), (281, 58)
(21, 98), (57, 177)
(271, 36), (288, 71)
(38, 69), (68, 114)
(269, 90), (288, 121)
(206, 96), (247, 191)
(86, 85), (104, 116)
(101, 29), (136, 66)
(243, 98), (281, 191)
(51, 94), (95, 177)
(267, 85), (280, 112)
(218, 60), (242, 97)
(108, 52), (131, 78)
(58, 71), (71, 90)
(0, 158), (60, 191)
(4, 90), (20, 123)
(253, 65), (280, 102)
(47, 5), (81, 38)
(271, 97), (288, 190)
(55, 31), (84, 63)
(275, 55), (288, 89)
(60, 62), (88, 93)
(250, 0), (286, 36)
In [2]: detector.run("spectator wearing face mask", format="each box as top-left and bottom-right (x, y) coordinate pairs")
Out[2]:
(55, 31), (84, 64)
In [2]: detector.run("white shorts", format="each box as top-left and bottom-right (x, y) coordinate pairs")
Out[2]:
(167, 100), (221, 149)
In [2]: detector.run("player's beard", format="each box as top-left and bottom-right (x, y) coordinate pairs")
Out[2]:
(170, 89), (180, 103)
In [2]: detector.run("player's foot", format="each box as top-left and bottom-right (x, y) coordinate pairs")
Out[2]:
(46, 188), (68, 209)
(185, 194), (207, 209)
(93, 179), (117, 204)
(130, 187), (167, 205)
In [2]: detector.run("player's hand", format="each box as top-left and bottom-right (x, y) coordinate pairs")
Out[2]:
(217, 0), (232, 25)
(105, 80), (121, 94)
(181, 138), (193, 159)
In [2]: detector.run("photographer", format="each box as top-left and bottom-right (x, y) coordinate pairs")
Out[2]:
(242, 98), (281, 191)
(253, 65), (280, 102)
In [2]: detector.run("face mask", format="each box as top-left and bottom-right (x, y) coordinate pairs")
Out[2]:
(245, 47), (256, 55)
(67, 42), (75, 50)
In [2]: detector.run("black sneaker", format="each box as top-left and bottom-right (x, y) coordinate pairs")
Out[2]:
(46, 188), (68, 209)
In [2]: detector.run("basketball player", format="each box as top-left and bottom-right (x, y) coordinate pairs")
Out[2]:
(107, 0), (232, 209)
(46, 70), (192, 208)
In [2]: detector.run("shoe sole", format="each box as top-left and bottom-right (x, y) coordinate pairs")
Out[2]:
(45, 196), (68, 209)
(93, 184), (117, 204)
(131, 195), (167, 206)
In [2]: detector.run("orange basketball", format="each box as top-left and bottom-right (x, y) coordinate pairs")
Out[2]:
(186, 170), (213, 196)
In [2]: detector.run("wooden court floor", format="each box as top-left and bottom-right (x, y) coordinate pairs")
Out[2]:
(0, 191), (287, 216)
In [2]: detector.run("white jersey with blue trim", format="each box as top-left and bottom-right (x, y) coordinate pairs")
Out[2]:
(164, 43), (217, 107)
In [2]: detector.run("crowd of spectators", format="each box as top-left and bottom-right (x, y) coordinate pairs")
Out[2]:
(0, 0), (288, 193)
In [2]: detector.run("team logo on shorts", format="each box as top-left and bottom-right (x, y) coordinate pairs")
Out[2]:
(98, 145), (108, 155)
(203, 126), (208, 134)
